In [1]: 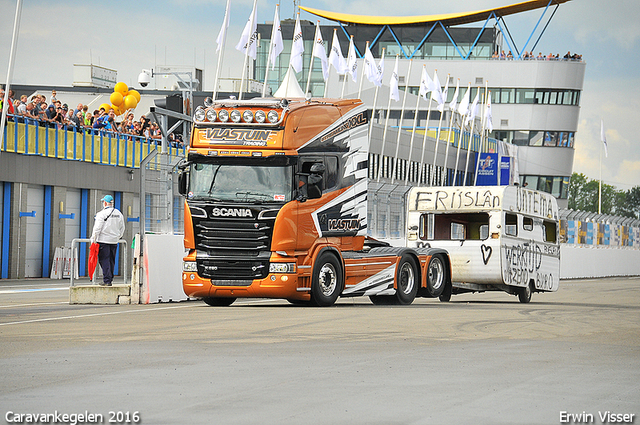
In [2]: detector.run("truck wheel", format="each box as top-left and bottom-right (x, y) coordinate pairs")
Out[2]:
(395, 255), (419, 305)
(202, 297), (236, 306)
(310, 252), (343, 307)
(439, 280), (452, 302)
(425, 255), (446, 298)
(517, 282), (533, 303)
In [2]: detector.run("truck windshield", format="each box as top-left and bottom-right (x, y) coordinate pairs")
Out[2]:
(188, 162), (293, 203)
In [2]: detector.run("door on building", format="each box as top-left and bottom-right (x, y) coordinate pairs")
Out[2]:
(25, 185), (45, 277)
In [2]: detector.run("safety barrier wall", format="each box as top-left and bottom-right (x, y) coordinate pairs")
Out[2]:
(2, 118), (186, 168)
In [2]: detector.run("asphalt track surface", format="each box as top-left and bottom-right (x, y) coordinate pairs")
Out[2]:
(0, 277), (638, 425)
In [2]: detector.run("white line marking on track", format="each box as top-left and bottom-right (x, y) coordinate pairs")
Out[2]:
(0, 287), (68, 294)
(0, 298), (278, 326)
(0, 301), (69, 308)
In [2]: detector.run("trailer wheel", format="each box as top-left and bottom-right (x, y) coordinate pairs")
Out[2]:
(517, 282), (533, 303)
(310, 252), (343, 307)
(425, 255), (447, 298)
(395, 255), (419, 305)
(202, 297), (236, 307)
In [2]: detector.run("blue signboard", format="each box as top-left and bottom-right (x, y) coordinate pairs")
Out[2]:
(476, 153), (498, 186)
(500, 156), (511, 186)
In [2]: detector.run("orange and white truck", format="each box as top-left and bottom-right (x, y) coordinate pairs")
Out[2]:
(178, 97), (451, 306)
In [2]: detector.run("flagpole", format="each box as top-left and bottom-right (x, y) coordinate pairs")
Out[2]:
(599, 140), (602, 214)
(368, 48), (384, 136)
(357, 41), (369, 99)
(238, 0), (258, 100)
(442, 78), (458, 186)
(262, 4), (280, 97)
(474, 85), (487, 186)
(390, 60), (412, 184)
(305, 21), (321, 96)
(463, 89), (479, 185)
(414, 92), (433, 186)
(404, 76), (423, 185)
(378, 54), (399, 182)
(453, 83), (470, 186)
(324, 29), (336, 98)
(341, 36), (352, 99)
(429, 71), (445, 186)
(213, 0), (230, 100)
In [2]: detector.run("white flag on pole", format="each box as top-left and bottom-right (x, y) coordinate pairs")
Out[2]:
(216, 0), (230, 53)
(235, 1), (258, 60)
(312, 24), (329, 82)
(376, 54), (384, 86)
(601, 119), (608, 157)
(485, 92), (493, 132)
(346, 36), (358, 83)
(328, 30), (348, 74)
(269, 6), (284, 70)
(466, 90), (480, 126)
(458, 84), (470, 117)
(390, 55), (400, 102)
(419, 66), (433, 100)
(433, 70), (444, 111)
(449, 79), (459, 112)
(364, 44), (381, 87)
(290, 14), (304, 73)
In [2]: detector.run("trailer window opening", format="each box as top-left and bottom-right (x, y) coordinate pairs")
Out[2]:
(523, 217), (534, 231)
(543, 220), (557, 243)
(420, 213), (489, 241)
(505, 213), (518, 236)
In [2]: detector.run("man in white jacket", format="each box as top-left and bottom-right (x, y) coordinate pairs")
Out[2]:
(90, 195), (125, 286)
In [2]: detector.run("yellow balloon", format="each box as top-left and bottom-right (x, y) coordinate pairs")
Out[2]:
(111, 104), (121, 115)
(124, 95), (138, 110)
(99, 103), (111, 112)
(114, 82), (128, 94)
(110, 91), (123, 106)
(128, 89), (141, 103)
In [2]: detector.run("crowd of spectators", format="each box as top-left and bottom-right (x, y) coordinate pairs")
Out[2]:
(491, 50), (582, 61)
(0, 88), (185, 148)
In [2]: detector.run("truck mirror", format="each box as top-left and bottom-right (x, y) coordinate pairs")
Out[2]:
(309, 163), (325, 175)
(178, 170), (188, 196)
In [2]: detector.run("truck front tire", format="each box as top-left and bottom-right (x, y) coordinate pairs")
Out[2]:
(310, 252), (343, 307)
(202, 297), (236, 306)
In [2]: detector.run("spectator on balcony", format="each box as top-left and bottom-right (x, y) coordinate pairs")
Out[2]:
(50, 90), (57, 103)
(537, 52), (544, 60)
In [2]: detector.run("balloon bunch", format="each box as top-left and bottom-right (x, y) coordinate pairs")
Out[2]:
(99, 82), (141, 116)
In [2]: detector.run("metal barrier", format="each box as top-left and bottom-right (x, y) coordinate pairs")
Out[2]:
(69, 238), (128, 287)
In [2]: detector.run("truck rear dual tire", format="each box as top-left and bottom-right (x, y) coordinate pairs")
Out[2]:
(369, 255), (419, 306)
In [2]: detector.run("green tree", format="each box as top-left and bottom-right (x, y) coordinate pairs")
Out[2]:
(567, 172), (623, 214)
(616, 186), (640, 219)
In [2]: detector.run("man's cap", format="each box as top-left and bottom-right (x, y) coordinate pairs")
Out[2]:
(101, 195), (114, 203)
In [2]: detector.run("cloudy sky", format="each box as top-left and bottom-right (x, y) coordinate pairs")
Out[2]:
(1, 0), (638, 190)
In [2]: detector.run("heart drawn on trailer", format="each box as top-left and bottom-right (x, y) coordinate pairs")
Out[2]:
(481, 244), (492, 265)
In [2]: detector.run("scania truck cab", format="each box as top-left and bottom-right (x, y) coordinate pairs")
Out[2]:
(178, 97), (451, 306)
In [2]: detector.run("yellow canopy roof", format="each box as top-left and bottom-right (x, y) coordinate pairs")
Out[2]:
(299, 0), (570, 26)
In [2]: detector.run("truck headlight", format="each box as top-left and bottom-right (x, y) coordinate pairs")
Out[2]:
(183, 261), (198, 272)
(269, 263), (296, 273)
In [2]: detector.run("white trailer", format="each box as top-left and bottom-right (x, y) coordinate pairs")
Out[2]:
(405, 186), (560, 303)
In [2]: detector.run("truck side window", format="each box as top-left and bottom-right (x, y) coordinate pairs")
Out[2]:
(505, 213), (517, 236)
(523, 217), (534, 231)
(324, 156), (338, 191)
(543, 220), (557, 243)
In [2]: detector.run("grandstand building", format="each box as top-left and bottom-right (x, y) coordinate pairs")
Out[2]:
(255, 0), (584, 207)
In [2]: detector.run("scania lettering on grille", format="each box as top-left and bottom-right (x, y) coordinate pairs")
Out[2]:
(211, 208), (253, 218)
(328, 218), (360, 232)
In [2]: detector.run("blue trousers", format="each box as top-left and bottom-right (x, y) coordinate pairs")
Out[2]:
(98, 243), (118, 284)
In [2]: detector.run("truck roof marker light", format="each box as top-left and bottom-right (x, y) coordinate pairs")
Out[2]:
(218, 109), (229, 122)
(194, 107), (206, 122)
(203, 97), (214, 107)
(242, 110), (254, 123)
(230, 110), (242, 123)
(206, 109), (217, 122)
(255, 110), (266, 123)
(251, 152), (262, 157)
(267, 110), (279, 123)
